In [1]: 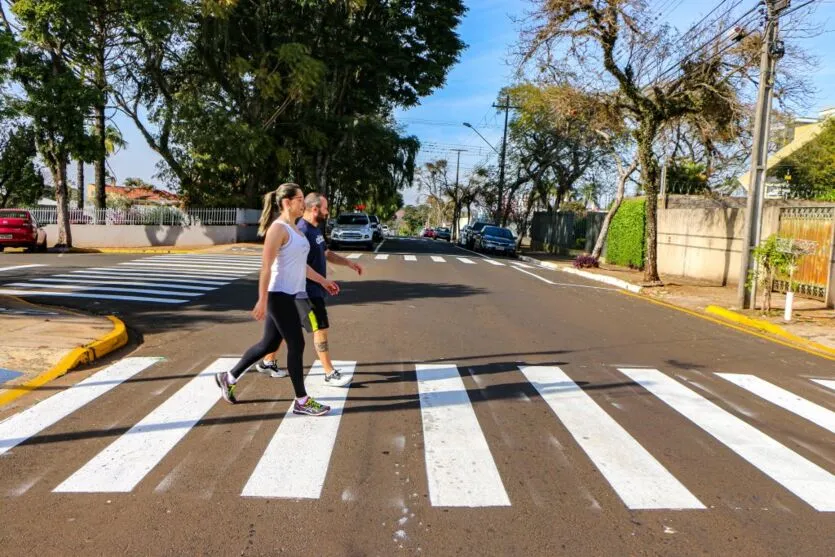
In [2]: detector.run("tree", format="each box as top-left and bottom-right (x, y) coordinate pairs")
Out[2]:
(0, 125), (44, 207)
(401, 204), (430, 236)
(769, 118), (835, 201)
(522, 1), (764, 282)
(11, 0), (98, 247)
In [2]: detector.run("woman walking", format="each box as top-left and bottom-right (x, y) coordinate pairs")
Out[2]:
(215, 183), (338, 416)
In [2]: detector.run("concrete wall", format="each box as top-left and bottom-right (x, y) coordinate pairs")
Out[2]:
(44, 224), (257, 248)
(656, 196), (835, 286)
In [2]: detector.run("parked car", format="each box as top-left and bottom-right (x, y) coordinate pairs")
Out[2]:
(475, 225), (517, 256)
(457, 224), (471, 246)
(463, 220), (494, 249)
(0, 209), (47, 252)
(434, 227), (451, 242)
(381, 224), (390, 237)
(421, 227), (436, 239)
(329, 213), (374, 250)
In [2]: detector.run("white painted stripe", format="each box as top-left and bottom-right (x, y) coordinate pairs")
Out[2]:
(511, 262), (532, 269)
(54, 358), (238, 493)
(431, 256), (446, 263)
(7, 282), (203, 297)
(0, 289), (187, 304)
(483, 259), (505, 266)
(512, 266), (557, 285)
(73, 270), (228, 284)
(114, 266), (248, 277)
(415, 364), (510, 507)
(456, 257), (475, 264)
(813, 379), (835, 392)
(0, 264), (45, 272)
(717, 374), (835, 435)
(37, 277), (216, 291)
(375, 254), (389, 260)
(520, 366), (704, 509)
(242, 361), (356, 499)
(404, 255), (417, 262)
(346, 253), (362, 260)
(141, 258), (260, 269)
(0, 358), (162, 457)
(621, 368), (835, 512)
(146, 256), (259, 263)
(119, 262), (254, 274)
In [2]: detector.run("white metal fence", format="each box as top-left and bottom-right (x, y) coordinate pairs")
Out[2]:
(28, 207), (244, 226)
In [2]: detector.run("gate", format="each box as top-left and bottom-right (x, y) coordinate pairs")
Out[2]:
(774, 207), (834, 301)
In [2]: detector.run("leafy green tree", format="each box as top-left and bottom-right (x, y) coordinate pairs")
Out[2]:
(666, 158), (709, 194)
(0, 125), (44, 207)
(769, 119), (835, 201)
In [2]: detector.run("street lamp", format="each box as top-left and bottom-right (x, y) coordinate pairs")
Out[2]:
(462, 122), (500, 155)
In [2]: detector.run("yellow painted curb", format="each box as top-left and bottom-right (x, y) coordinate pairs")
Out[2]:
(705, 305), (835, 357)
(0, 315), (129, 408)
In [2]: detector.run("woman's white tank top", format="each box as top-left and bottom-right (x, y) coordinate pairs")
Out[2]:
(268, 221), (310, 295)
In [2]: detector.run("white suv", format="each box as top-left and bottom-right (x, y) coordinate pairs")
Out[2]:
(329, 213), (374, 250)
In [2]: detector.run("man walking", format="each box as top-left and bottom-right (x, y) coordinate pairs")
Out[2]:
(256, 192), (362, 387)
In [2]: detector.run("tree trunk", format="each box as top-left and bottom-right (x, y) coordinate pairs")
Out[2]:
(637, 123), (660, 283)
(76, 161), (85, 210)
(93, 40), (107, 214)
(52, 152), (72, 248)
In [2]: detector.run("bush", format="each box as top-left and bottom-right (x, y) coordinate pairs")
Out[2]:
(606, 198), (645, 268)
(573, 254), (599, 268)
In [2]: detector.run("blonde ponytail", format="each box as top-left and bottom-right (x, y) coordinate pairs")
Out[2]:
(258, 191), (278, 237)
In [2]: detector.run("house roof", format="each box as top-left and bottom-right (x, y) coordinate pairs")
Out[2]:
(104, 184), (180, 204)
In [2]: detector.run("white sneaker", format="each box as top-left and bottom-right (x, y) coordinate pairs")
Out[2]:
(323, 369), (351, 387)
(256, 360), (288, 378)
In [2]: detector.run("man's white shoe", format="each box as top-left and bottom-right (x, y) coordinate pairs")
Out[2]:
(323, 369), (351, 387)
(256, 360), (288, 378)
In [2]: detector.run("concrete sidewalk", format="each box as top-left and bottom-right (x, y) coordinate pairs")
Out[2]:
(522, 251), (835, 354)
(0, 296), (126, 407)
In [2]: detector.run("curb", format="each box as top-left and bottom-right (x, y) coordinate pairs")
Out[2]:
(536, 260), (644, 294)
(0, 315), (129, 408)
(705, 305), (835, 357)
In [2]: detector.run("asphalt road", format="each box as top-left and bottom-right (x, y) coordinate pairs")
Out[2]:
(1, 237), (834, 556)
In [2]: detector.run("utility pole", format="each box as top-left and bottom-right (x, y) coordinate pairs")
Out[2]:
(451, 148), (466, 240)
(492, 95), (520, 226)
(737, 0), (788, 309)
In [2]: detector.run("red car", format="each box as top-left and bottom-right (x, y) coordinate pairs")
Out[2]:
(0, 209), (48, 252)
(421, 227), (436, 238)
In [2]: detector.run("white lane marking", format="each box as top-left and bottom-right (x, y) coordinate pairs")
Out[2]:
(375, 254), (389, 260)
(34, 277), (216, 291)
(54, 358), (239, 493)
(717, 374), (835, 435)
(812, 379), (835, 392)
(72, 270), (229, 284)
(511, 262), (532, 269)
(118, 262), (253, 274)
(0, 289), (187, 304)
(484, 260), (505, 266)
(415, 364), (510, 507)
(0, 264), (45, 272)
(404, 255), (417, 262)
(373, 239), (386, 254)
(621, 368), (835, 512)
(511, 266), (556, 285)
(0, 358), (162, 457)
(520, 366), (704, 510)
(346, 254), (362, 260)
(242, 361), (356, 498)
(456, 257), (475, 264)
(145, 256), (260, 263)
(7, 282), (202, 297)
(139, 259), (260, 270)
(431, 256), (446, 263)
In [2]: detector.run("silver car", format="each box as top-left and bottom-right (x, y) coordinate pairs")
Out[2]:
(329, 213), (375, 250)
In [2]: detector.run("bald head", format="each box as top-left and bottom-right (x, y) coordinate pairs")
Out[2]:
(303, 192), (328, 224)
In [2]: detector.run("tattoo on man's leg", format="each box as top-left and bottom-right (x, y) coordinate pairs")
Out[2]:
(315, 341), (329, 353)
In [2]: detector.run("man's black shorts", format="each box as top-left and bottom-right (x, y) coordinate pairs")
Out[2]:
(295, 296), (329, 333)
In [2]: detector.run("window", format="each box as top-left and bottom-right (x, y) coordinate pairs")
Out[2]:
(337, 214), (370, 225)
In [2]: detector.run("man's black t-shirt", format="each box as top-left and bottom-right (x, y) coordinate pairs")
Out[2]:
(296, 218), (327, 298)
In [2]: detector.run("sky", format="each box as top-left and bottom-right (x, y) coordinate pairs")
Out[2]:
(92, 0), (835, 206)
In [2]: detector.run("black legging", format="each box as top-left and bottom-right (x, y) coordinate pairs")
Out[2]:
(227, 292), (307, 398)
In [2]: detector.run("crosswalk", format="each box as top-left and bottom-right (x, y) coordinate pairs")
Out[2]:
(337, 252), (525, 267)
(0, 254), (261, 305)
(2, 357), (833, 511)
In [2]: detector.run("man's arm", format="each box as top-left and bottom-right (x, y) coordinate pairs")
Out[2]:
(326, 250), (363, 275)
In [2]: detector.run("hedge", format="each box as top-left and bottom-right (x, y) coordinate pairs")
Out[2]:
(606, 198), (645, 268)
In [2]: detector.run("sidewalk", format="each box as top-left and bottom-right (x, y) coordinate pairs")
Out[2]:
(0, 296), (128, 407)
(522, 251), (835, 354)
